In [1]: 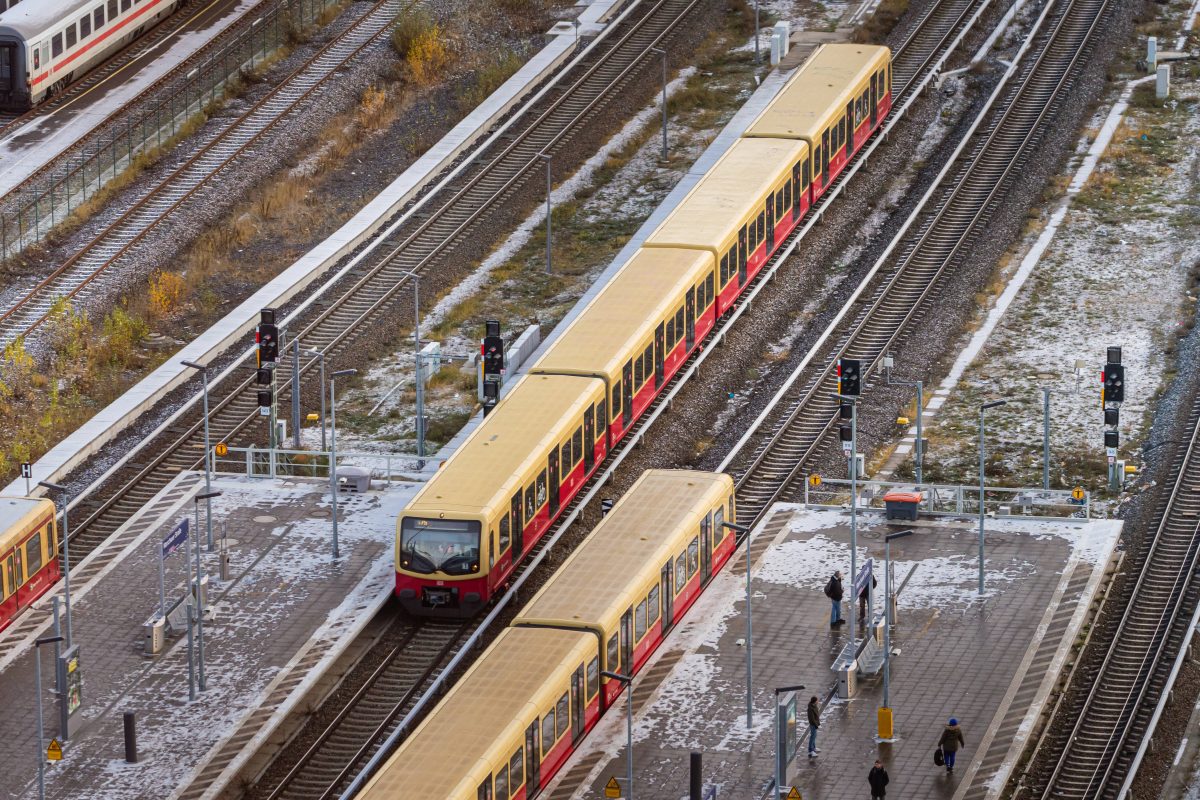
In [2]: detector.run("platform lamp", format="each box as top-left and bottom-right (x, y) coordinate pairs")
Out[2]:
(602, 670), (635, 800)
(37, 481), (73, 649)
(722, 520), (753, 729)
(329, 368), (357, 560)
(193, 489), (222, 692)
(182, 360), (215, 551)
(303, 348), (327, 451)
(978, 400), (1007, 595)
(34, 634), (64, 800)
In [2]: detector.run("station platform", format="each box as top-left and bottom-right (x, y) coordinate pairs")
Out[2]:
(0, 472), (416, 800)
(3, 0), (621, 498)
(542, 504), (1122, 800)
(0, 0), (262, 199)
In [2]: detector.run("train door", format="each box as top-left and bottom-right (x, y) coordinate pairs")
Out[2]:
(792, 162), (802, 221)
(583, 406), (595, 472)
(845, 103), (854, 157)
(622, 360), (633, 426)
(477, 779), (493, 800)
(511, 493), (524, 555)
(0, 43), (13, 100)
(685, 289), (695, 349)
(525, 721), (541, 791)
(700, 513), (712, 584)
(12, 548), (21, 606)
(821, 129), (830, 185)
(548, 451), (560, 515)
(737, 225), (748, 286)
(620, 609), (634, 675)
(766, 198), (775, 253)
(571, 666), (585, 741)
(870, 73), (878, 127)
(660, 561), (674, 631)
(654, 323), (664, 388)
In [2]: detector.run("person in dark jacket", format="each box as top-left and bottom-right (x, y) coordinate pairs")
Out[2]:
(806, 696), (821, 757)
(868, 760), (889, 798)
(939, 718), (966, 773)
(858, 574), (878, 623)
(825, 570), (845, 626)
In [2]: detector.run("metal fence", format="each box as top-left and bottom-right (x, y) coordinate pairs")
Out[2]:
(802, 477), (1093, 520)
(212, 446), (422, 483)
(0, 0), (340, 261)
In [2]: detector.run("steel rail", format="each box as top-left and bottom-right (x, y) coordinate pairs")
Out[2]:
(723, 0), (1111, 527)
(0, 0), (404, 347)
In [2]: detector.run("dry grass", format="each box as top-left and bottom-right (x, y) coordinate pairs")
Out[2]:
(407, 24), (451, 85)
(148, 270), (186, 318)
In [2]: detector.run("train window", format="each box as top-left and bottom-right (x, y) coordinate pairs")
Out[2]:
(803, 160), (811, 189)
(643, 343), (653, 375)
(596, 399), (606, 431)
(510, 749), (524, 789)
(635, 600), (646, 641)
(572, 428), (583, 464)
(4, 556), (13, 597)
(477, 779), (493, 800)
(499, 516), (510, 554)
(705, 274), (714, 308)
(675, 554), (686, 591)
(561, 441), (571, 472)
(494, 765), (509, 800)
(719, 253), (728, 285)
(52, 34), (63, 58)
(784, 180), (792, 211)
(124, 0), (133, 9)
(525, 485), (536, 522)
(555, 693), (569, 738)
(675, 307), (684, 336)
(24, 532), (42, 577)
(611, 384), (620, 419)
(633, 356), (643, 388)
(79, 15), (91, 39)
(541, 713), (555, 757)
(94, 7), (104, 30)
(108, 0), (119, 19)
(687, 538), (699, 577)
(66, 26), (77, 50)
(813, 145), (821, 173)
(647, 585), (660, 625)
(536, 471), (547, 508)
(607, 634), (619, 670)
(489, 531), (495, 567)
(776, 189), (783, 217)
(729, 496), (736, 526)
(587, 657), (599, 698)
(758, 212), (765, 242)
(666, 317), (675, 349)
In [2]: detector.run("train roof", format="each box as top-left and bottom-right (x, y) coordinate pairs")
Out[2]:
(515, 471), (732, 629)
(0, 1), (99, 38)
(356, 626), (595, 799)
(743, 44), (890, 140)
(644, 137), (809, 252)
(402, 374), (603, 518)
(0, 496), (54, 553)
(530, 247), (713, 381)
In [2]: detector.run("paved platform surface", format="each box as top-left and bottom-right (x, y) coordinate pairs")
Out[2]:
(543, 504), (1121, 800)
(0, 473), (417, 800)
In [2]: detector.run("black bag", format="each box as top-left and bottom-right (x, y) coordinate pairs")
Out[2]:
(824, 577), (834, 598)
(934, 747), (945, 767)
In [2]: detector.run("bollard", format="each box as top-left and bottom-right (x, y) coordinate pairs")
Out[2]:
(1147, 36), (1158, 70)
(1156, 64), (1170, 100)
(770, 33), (782, 66)
(123, 712), (138, 763)
(689, 752), (702, 800)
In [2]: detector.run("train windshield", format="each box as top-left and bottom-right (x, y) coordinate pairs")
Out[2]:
(399, 518), (481, 575)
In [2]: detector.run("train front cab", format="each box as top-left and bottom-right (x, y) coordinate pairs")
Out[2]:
(354, 626), (601, 800)
(515, 471), (737, 712)
(0, 497), (59, 633)
(0, 32), (27, 109)
(644, 137), (810, 313)
(530, 247), (717, 446)
(395, 375), (607, 617)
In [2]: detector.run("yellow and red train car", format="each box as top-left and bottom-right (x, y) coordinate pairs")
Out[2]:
(394, 44), (890, 616)
(0, 496), (59, 633)
(365, 471), (734, 800)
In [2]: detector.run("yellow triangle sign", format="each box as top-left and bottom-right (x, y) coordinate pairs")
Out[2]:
(604, 776), (622, 798)
(47, 738), (63, 761)
(786, 788), (802, 800)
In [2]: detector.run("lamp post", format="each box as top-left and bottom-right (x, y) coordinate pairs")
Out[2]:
(37, 481), (73, 648)
(402, 272), (426, 468)
(330, 369), (357, 560)
(34, 635), (64, 800)
(650, 47), (668, 161)
(1042, 387), (1051, 490)
(538, 152), (552, 274)
(722, 520), (752, 728)
(880, 529), (913, 739)
(884, 356), (924, 485)
(182, 361), (215, 551)
(754, 0), (761, 63)
(602, 670), (634, 800)
(304, 349), (327, 451)
(193, 489), (221, 692)
(978, 400), (1007, 595)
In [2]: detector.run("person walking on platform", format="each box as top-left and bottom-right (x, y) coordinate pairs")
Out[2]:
(939, 718), (966, 774)
(807, 696), (821, 757)
(825, 570), (845, 626)
(868, 760), (889, 799)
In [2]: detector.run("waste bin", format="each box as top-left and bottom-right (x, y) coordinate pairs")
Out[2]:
(143, 617), (165, 656)
(883, 491), (922, 521)
(834, 657), (857, 699)
(337, 465), (371, 493)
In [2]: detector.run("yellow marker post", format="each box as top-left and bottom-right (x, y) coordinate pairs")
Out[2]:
(604, 776), (622, 798)
(47, 739), (62, 761)
(878, 706), (894, 739)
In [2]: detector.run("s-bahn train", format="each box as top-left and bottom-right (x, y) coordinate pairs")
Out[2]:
(0, 496), (60, 633)
(0, 0), (180, 110)
(364, 470), (735, 800)
(395, 43), (892, 617)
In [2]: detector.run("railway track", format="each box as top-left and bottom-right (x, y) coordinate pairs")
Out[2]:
(721, 0), (1112, 526)
(0, 0), (403, 349)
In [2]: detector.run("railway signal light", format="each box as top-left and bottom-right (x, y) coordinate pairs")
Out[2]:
(257, 388), (272, 417)
(838, 358), (862, 397)
(1102, 363), (1125, 404)
(840, 400), (854, 420)
(481, 320), (504, 380)
(1104, 407), (1119, 427)
(1104, 430), (1119, 449)
(482, 378), (500, 416)
(257, 308), (279, 366)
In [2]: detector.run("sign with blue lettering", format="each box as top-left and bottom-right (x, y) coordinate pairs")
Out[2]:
(162, 518), (189, 558)
(853, 558), (874, 596)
